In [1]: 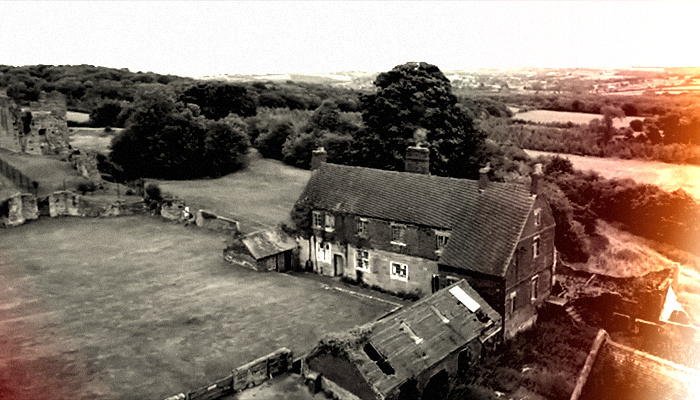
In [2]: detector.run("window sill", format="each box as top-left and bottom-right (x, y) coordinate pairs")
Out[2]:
(390, 275), (408, 282)
(390, 241), (406, 247)
(356, 267), (371, 273)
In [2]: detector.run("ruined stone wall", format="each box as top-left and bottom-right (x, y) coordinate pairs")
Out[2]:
(0, 89), (20, 151)
(195, 209), (240, 234)
(0, 91), (69, 154)
(47, 191), (144, 218)
(0, 193), (38, 227)
(69, 151), (102, 182)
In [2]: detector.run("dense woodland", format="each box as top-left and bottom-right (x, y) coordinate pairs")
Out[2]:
(1, 64), (699, 259)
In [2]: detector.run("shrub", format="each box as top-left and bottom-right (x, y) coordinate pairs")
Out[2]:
(76, 181), (97, 195)
(144, 183), (162, 202)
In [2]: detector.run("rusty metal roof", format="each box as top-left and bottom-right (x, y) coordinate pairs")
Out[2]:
(349, 279), (501, 396)
(241, 229), (296, 260)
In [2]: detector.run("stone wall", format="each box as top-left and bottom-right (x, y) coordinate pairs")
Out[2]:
(69, 150), (102, 182)
(0, 192), (38, 227)
(195, 209), (239, 234)
(0, 91), (69, 155)
(47, 191), (144, 218)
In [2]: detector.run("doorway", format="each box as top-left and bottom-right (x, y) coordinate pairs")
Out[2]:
(333, 254), (344, 276)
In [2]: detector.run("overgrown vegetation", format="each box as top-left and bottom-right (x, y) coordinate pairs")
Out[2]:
(536, 155), (700, 255)
(109, 87), (249, 180)
(449, 314), (599, 400)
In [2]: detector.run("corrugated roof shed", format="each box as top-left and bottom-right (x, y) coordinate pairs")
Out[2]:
(297, 163), (537, 276)
(241, 229), (297, 260)
(349, 279), (501, 397)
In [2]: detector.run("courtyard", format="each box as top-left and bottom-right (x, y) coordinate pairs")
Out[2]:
(0, 216), (394, 400)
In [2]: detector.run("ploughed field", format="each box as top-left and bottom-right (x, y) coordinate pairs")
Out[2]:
(525, 149), (700, 202)
(0, 216), (393, 400)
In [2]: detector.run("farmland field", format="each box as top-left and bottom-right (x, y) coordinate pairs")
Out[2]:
(525, 149), (700, 201)
(514, 109), (633, 128)
(0, 216), (393, 400)
(66, 111), (90, 124)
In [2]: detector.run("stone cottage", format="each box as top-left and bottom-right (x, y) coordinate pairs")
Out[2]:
(294, 147), (556, 339)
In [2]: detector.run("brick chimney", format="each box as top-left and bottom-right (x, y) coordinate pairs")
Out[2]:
(310, 147), (327, 171)
(478, 163), (491, 190)
(530, 163), (543, 195)
(405, 146), (430, 174)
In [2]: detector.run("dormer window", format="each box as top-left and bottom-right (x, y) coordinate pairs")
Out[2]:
(312, 211), (323, 229)
(435, 231), (450, 252)
(357, 218), (368, 236)
(391, 224), (406, 246)
(534, 208), (541, 226)
(324, 213), (335, 232)
(312, 210), (334, 232)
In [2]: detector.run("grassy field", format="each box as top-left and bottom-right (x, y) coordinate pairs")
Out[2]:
(66, 111), (91, 124)
(525, 149), (700, 201)
(0, 216), (393, 400)
(68, 128), (122, 155)
(515, 109), (632, 128)
(156, 150), (312, 233)
(0, 148), (90, 196)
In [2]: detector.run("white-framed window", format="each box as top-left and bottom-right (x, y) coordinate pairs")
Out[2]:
(312, 210), (323, 229)
(534, 208), (541, 226)
(507, 291), (517, 318)
(531, 275), (539, 302)
(356, 249), (370, 271)
(391, 224), (406, 245)
(324, 213), (335, 232)
(532, 235), (541, 259)
(357, 218), (368, 236)
(390, 262), (408, 281)
(435, 230), (450, 252)
(316, 241), (331, 263)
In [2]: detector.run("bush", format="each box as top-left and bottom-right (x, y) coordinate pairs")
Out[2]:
(76, 181), (97, 195)
(144, 183), (162, 202)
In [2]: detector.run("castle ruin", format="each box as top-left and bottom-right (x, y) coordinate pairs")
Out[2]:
(0, 89), (70, 155)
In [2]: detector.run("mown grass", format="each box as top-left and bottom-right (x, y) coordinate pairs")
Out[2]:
(156, 150), (311, 233)
(0, 216), (393, 400)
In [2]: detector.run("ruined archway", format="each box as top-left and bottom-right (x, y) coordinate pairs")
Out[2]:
(421, 369), (449, 400)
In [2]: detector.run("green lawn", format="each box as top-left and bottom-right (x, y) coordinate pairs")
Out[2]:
(0, 216), (393, 400)
(0, 148), (88, 196)
(156, 150), (312, 233)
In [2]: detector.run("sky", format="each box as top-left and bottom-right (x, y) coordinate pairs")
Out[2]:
(1, 1), (699, 78)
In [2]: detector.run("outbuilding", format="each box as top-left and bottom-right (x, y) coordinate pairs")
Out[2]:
(224, 228), (297, 272)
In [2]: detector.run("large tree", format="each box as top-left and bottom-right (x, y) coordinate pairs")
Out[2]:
(109, 87), (249, 180)
(355, 62), (485, 178)
(179, 81), (257, 120)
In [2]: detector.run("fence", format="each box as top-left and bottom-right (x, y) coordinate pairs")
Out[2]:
(0, 157), (39, 196)
(162, 348), (293, 400)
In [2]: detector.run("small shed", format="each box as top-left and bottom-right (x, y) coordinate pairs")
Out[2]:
(224, 229), (297, 272)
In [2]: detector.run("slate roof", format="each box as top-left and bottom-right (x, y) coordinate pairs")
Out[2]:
(241, 229), (297, 260)
(297, 163), (538, 276)
(347, 279), (501, 397)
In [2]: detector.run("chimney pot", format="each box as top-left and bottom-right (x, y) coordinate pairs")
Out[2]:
(310, 147), (327, 171)
(405, 146), (430, 174)
(478, 163), (491, 190)
(530, 163), (543, 195)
